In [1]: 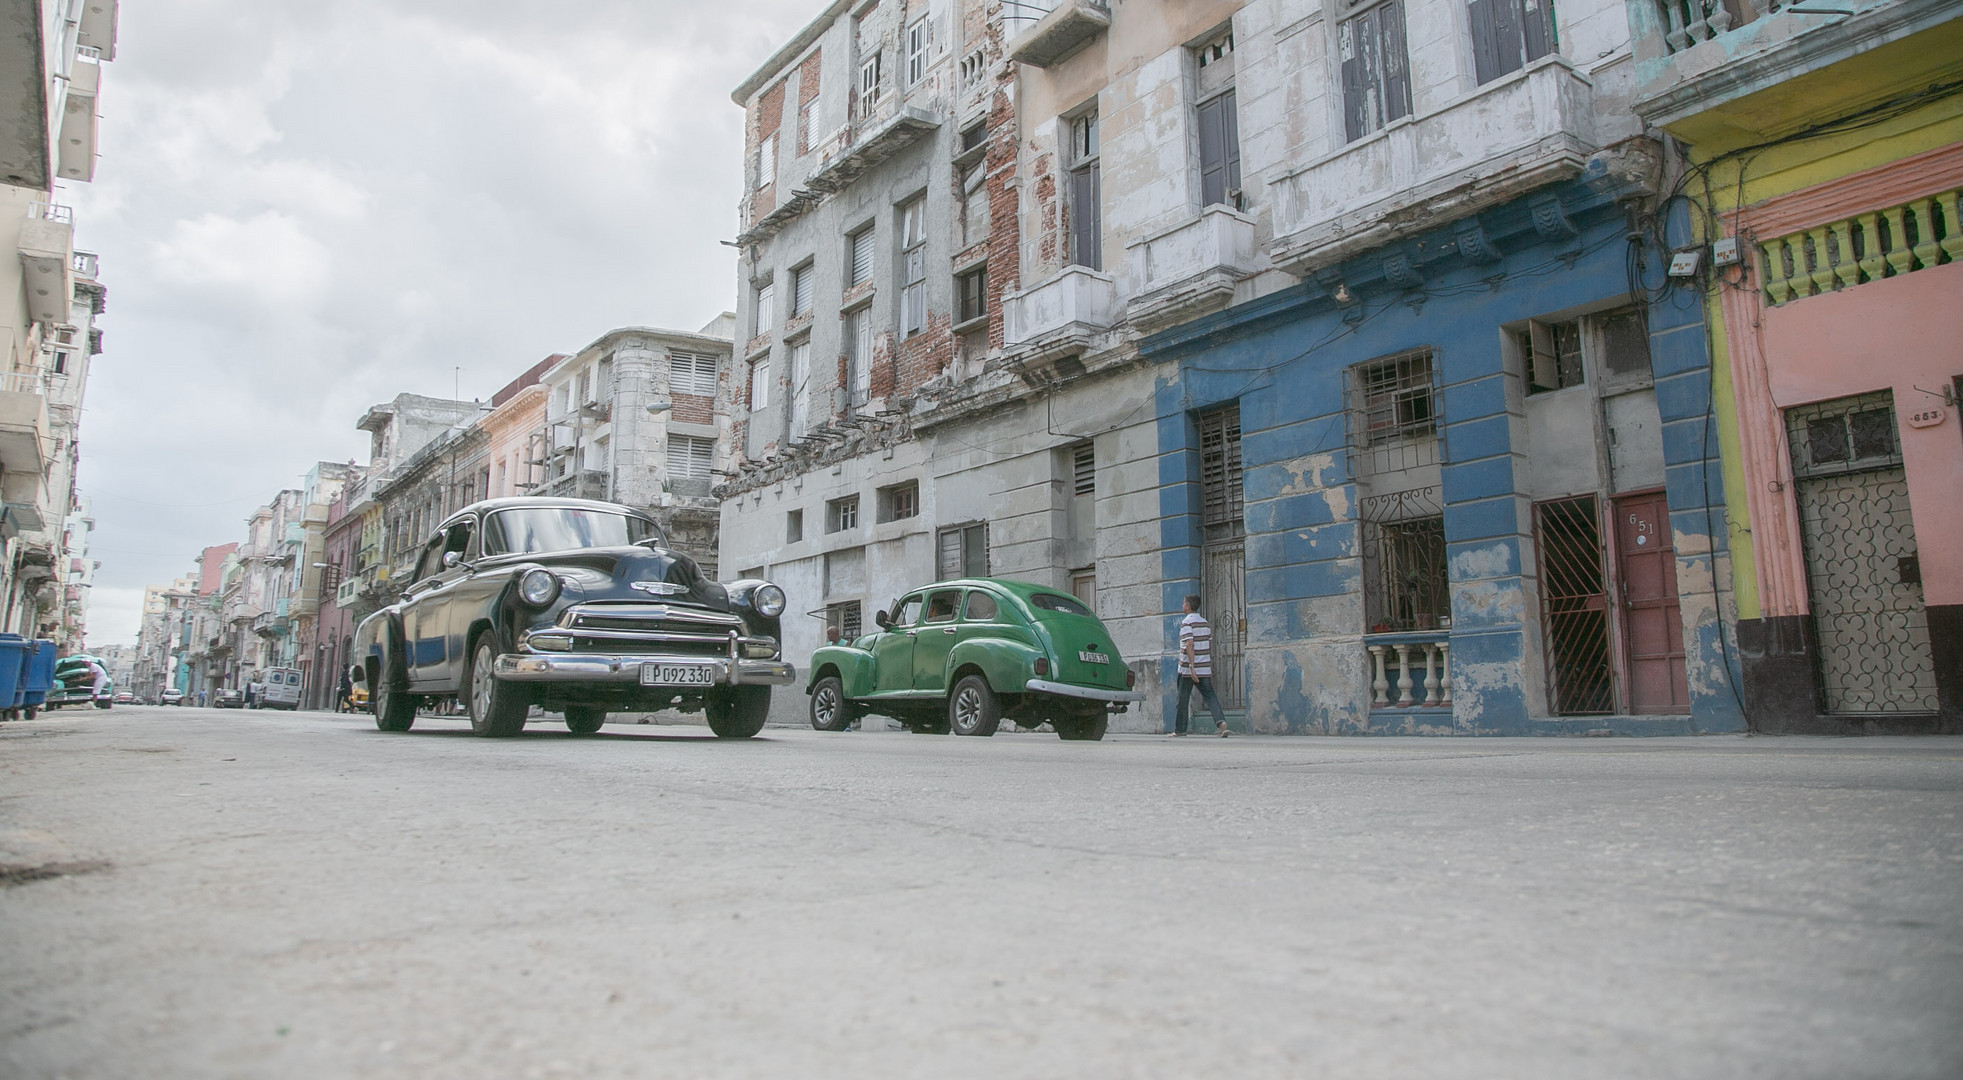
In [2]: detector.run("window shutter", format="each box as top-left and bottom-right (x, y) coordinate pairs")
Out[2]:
(1198, 96), (1227, 208)
(938, 528), (961, 579)
(1070, 165), (1101, 270)
(1380, 1), (1413, 125)
(793, 267), (813, 316)
(1339, 17), (1369, 142)
(1522, 0), (1554, 65)
(851, 229), (874, 284)
(1073, 443), (1095, 496)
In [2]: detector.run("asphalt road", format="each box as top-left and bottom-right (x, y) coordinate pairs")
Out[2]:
(3, 706), (1960, 1079)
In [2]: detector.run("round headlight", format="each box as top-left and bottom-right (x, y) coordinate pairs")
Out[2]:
(752, 583), (786, 618)
(518, 568), (562, 607)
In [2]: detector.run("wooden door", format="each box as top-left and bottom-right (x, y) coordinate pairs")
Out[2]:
(1613, 491), (1688, 713)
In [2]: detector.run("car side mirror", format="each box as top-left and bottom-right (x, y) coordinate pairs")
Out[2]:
(442, 551), (464, 570)
(874, 610), (890, 630)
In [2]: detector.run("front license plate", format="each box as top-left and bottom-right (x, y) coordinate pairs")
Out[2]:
(1078, 651), (1109, 665)
(640, 663), (716, 687)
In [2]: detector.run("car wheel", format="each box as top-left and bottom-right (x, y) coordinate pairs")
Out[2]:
(1054, 713), (1108, 741)
(373, 678), (416, 732)
(565, 706), (605, 735)
(467, 638), (528, 738)
(809, 676), (850, 731)
(948, 675), (1000, 737)
(706, 685), (769, 739)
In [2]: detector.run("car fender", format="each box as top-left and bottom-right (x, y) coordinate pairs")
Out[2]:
(946, 637), (1043, 694)
(355, 609), (410, 689)
(808, 644), (876, 697)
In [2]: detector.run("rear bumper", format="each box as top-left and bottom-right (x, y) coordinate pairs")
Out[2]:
(1023, 678), (1144, 704)
(494, 651), (797, 687)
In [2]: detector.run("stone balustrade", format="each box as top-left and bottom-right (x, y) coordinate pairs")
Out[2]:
(1366, 634), (1453, 709)
(1758, 186), (1960, 305)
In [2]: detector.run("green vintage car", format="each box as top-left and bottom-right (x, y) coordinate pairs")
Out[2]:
(805, 578), (1143, 740)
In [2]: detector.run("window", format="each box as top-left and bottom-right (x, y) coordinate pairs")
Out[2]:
(670, 352), (719, 396)
(899, 197), (927, 337)
(754, 281), (775, 336)
(961, 121), (987, 154)
(1198, 405), (1243, 530)
(1068, 110), (1101, 270)
(1522, 319), (1584, 394)
(798, 96), (819, 154)
(576, 366), (592, 405)
(1031, 591), (1092, 616)
(858, 54), (882, 119)
(847, 227), (875, 286)
(906, 17), (933, 85)
(964, 591), (998, 621)
(924, 590), (960, 622)
(825, 600), (862, 641)
(1070, 568), (1096, 611)
(749, 356), (771, 410)
(1362, 489), (1451, 633)
(1523, 307), (1649, 395)
(788, 340), (811, 439)
(956, 267), (987, 324)
(790, 263), (814, 318)
(1339, 0), (1412, 142)
(757, 132), (776, 188)
(960, 162), (990, 246)
(1469, 0), (1556, 86)
(827, 494), (860, 532)
(1357, 350), (1437, 444)
(937, 522), (989, 578)
(878, 480), (919, 522)
(1596, 307), (1651, 383)
(668, 435), (714, 481)
(1072, 442), (1095, 496)
(1195, 30), (1241, 209)
(786, 509), (803, 543)
(844, 307), (872, 410)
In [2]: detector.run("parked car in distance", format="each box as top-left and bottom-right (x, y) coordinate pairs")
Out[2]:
(259, 667), (302, 710)
(212, 687), (245, 709)
(348, 497), (795, 738)
(160, 688), (185, 706)
(49, 656), (112, 710)
(113, 691), (134, 705)
(805, 578), (1143, 740)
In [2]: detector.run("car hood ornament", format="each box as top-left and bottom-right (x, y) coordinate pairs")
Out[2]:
(631, 579), (688, 596)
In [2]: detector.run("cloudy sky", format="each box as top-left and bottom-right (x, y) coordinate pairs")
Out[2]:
(67, 0), (816, 645)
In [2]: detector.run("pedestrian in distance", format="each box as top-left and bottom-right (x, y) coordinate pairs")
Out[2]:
(1173, 593), (1229, 737)
(337, 669), (353, 713)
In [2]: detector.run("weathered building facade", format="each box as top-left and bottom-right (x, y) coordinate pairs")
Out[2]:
(1625, 0), (1962, 732)
(721, 0), (1747, 734)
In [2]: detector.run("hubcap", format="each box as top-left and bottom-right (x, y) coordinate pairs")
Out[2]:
(954, 688), (979, 730)
(473, 645), (493, 718)
(815, 687), (837, 724)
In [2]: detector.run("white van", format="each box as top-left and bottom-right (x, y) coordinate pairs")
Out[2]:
(261, 667), (303, 710)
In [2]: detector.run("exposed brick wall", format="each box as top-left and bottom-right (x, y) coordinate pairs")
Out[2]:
(672, 394), (713, 425)
(796, 49), (822, 155)
(749, 79), (786, 221)
(984, 82), (1019, 350)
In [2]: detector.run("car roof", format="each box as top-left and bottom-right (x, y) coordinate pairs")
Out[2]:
(899, 579), (1073, 600)
(435, 497), (659, 533)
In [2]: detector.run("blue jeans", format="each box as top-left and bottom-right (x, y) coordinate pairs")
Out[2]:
(1174, 675), (1226, 734)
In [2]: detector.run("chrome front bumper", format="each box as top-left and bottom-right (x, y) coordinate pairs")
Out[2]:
(1023, 678), (1145, 704)
(494, 651), (797, 686)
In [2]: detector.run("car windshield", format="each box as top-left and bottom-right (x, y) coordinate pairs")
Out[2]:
(483, 508), (663, 555)
(1029, 592), (1093, 617)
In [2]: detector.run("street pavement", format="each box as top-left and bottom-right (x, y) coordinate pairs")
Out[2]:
(2, 705), (1959, 1079)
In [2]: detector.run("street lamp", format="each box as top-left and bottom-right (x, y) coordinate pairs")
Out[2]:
(646, 400), (674, 414)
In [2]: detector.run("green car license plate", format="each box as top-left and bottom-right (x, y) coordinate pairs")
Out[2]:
(1078, 650), (1109, 664)
(641, 663), (715, 687)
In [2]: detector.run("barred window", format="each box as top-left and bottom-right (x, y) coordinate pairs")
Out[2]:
(1348, 349), (1439, 476)
(1361, 487), (1450, 633)
(826, 600), (862, 641)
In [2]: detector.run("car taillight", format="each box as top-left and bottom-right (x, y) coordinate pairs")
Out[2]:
(1034, 657), (1049, 677)
(1126, 669), (1136, 689)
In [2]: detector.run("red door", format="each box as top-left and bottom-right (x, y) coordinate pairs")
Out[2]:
(1614, 492), (1689, 713)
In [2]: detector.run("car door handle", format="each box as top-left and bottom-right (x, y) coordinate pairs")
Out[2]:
(940, 627), (956, 635)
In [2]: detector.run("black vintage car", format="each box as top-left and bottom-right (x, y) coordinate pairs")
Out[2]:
(348, 497), (794, 738)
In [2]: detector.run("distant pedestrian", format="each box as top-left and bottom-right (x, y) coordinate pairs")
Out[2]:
(1173, 594), (1228, 737)
(337, 670), (353, 713)
(197, 689), (207, 708)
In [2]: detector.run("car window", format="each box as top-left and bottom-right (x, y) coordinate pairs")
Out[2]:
(963, 591), (998, 621)
(412, 536), (445, 583)
(888, 595), (922, 627)
(1029, 592), (1093, 617)
(924, 590), (961, 623)
(442, 519), (475, 561)
(483, 507), (664, 556)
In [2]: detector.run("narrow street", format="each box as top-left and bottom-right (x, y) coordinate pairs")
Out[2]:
(3, 707), (1959, 1079)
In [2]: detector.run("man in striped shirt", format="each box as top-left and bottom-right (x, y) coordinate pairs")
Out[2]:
(1174, 594), (1229, 737)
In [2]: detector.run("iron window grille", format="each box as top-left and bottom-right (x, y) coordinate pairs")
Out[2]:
(1785, 390), (1901, 480)
(1361, 486), (1450, 633)
(1347, 348), (1440, 476)
(1534, 495), (1614, 715)
(826, 600), (863, 641)
(1198, 404), (1244, 532)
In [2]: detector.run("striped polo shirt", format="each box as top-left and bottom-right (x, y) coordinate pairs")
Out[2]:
(1178, 612), (1213, 678)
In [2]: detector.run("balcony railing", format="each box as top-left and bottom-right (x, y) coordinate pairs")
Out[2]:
(26, 202), (72, 225)
(70, 251), (97, 278)
(1003, 266), (1117, 350)
(1365, 633), (1453, 709)
(1758, 185), (1960, 304)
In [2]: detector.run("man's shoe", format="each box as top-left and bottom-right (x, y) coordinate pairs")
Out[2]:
(1217, 722), (1229, 737)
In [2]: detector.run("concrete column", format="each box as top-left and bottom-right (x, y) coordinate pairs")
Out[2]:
(608, 339), (663, 510)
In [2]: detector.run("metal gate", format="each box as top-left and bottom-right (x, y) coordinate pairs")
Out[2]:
(1534, 495), (1614, 714)
(1787, 393), (1939, 714)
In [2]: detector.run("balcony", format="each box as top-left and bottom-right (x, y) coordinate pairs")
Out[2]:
(78, 0), (118, 59)
(1630, 0), (1960, 130)
(71, 251), (97, 279)
(57, 48), (101, 182)
(1002, 266), (1118, 361)
(737, 108), (940, 247)
(1124, 206), (1261, 332)
(18, 204), (75, 326)
(1267, 60), (1596, 277)
(1007, 0), (1112, 68)
(0, 379), (50, 475)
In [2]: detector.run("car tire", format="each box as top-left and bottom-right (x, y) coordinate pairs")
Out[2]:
(467, 638), (528, 738)
(809, 676), (850, 731)
(373, 677), (416, 732)
(948, 675), (1001, 737)
(706, 686), (769, 739)
(565, 706), (605, 735)
(1054, 714), (1108, 741)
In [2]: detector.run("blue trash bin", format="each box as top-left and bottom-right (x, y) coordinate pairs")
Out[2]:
(24, 640), (56, 707)
(0, 635), (27, 719)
